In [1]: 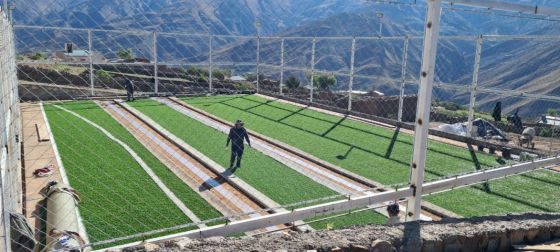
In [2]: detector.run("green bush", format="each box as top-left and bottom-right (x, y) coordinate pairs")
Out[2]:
(285, 76), (301, 89)
(29, 52), (45, 60)
(212, 69), (229, 81)
(117, 48), (134, 60)
(245, 73), (264, 82)
(96, 69), (112, 79)
(187, 66), (209, 78)
(312, 74), (337, 90)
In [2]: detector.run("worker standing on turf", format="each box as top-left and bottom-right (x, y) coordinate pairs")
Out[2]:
(225, 120), (251, 171)
(125, 78), (134, 102)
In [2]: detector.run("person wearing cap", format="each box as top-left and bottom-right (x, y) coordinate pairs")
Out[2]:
(225, 120), (251, 170)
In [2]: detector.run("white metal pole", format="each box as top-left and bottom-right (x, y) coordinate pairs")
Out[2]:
(280, 38), (285, 95)
(152, 32), (159, 95)
(88, 29), (94, 97)
(466, 35), (484, 136)
(348, 38), (356, 111)
(256, 36), (261, 93)
(310, 37), (316, 103)
(209, 35), (213, 92)
(406, 0), (442, 221)
(398, 36), (410, 122)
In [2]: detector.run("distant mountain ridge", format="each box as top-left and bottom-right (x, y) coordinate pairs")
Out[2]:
(13, 0), (560, 116)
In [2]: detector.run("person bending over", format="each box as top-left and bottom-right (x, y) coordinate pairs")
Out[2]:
(225, 120), (251, 171)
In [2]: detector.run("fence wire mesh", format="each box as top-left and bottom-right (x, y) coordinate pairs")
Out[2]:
(2, 0), (560, 251)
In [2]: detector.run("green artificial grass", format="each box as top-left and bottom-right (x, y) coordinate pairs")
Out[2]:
(425, 170), (560, 216)
(181, 94), (560, 216)
(128, 99), (339, 206)
(306, 209), (387, 230)
(58, 102), (223, 221)
(183, 95), (502, 185)
(44, 104), (192, 245)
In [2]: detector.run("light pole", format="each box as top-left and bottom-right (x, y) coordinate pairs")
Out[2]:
(376, 12), (384, 37)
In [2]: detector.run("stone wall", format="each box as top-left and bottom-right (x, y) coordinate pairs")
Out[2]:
(125, 212), (560, 252)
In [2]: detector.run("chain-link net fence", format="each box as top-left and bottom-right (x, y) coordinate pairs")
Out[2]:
(2, 0), (560, 251)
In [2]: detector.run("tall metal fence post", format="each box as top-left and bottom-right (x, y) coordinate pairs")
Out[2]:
(256, 36), (261, 93)
(209, 35), (213, 92)
(152, 32), (159, 95)
(310, 37), (316, 103)
(467, 35), (484, 136)
(348, 37), (356, 111)
(280, 38), (285, 95)
(406, 0), (442, 221)
(88, 29), (94, 96)
(398, 36), (410, 122)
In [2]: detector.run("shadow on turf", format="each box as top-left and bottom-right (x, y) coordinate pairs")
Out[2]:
(213, 96), (492, 171)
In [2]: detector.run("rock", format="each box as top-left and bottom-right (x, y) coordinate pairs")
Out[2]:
(174, 237), (193, 249)
(143, 242), (160, 252)
(371, 239), (394, 252)
(350, 244), (368, 252)
(330, 247), (343, 252)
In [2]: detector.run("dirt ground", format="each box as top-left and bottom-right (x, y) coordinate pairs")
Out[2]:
(120, 212), (560, 252)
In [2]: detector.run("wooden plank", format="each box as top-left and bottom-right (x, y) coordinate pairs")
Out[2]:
(35, 123), (50, 142)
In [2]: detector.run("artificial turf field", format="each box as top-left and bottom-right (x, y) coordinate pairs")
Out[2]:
(44, 101), (386, 246)
(44, 102), (222, 247)
(179, 94), (560, 216)
(41, 96), (560, 246)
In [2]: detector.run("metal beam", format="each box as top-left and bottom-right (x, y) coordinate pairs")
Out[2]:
(406, 0), (442, 221)
(95, 154), (560, 251)
(152, 32), (159, 94)
(397, 36), (410, 122)
(348, 37), (356, 111)
(256, 36), (261, 93)
(445, 0), (560, 17)
(280, 39), (285, 95)
(309, 37), (316, 103)
(94, 187), (414, 249)
(88, 29), (94, 97)
(423, 156), (560, 194)
(209, 36), (213, 92)
(466, 35), (483, 135)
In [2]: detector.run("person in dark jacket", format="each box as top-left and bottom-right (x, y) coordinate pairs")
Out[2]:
(492, 101), (502, 122)
(125, 78), (134, 101)
(225, 120), (251, 171)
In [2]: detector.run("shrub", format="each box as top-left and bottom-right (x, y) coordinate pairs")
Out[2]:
(187, 66), (209, 78)
(117, 48), (134, 60)
(96, 69), (112, 80)
(285, 76), (300, 89)
(245, 73), (264, 82)
(312, 74), (337, 90)
(547, 108), (557, 116)
(29, 52), (45, 60)
(212, 69), (229, 81)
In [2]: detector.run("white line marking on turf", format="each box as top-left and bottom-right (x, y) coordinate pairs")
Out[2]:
(53, 103), (204, 227)
(41, 102), (91, 244)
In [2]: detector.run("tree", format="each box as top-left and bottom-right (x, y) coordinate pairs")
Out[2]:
(285, 76), (300, 89)
(312, 74), (337, 90)
(547, 108), (557, 117)
(212, 69), (229, 81)
(117, 48), (134, 60)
